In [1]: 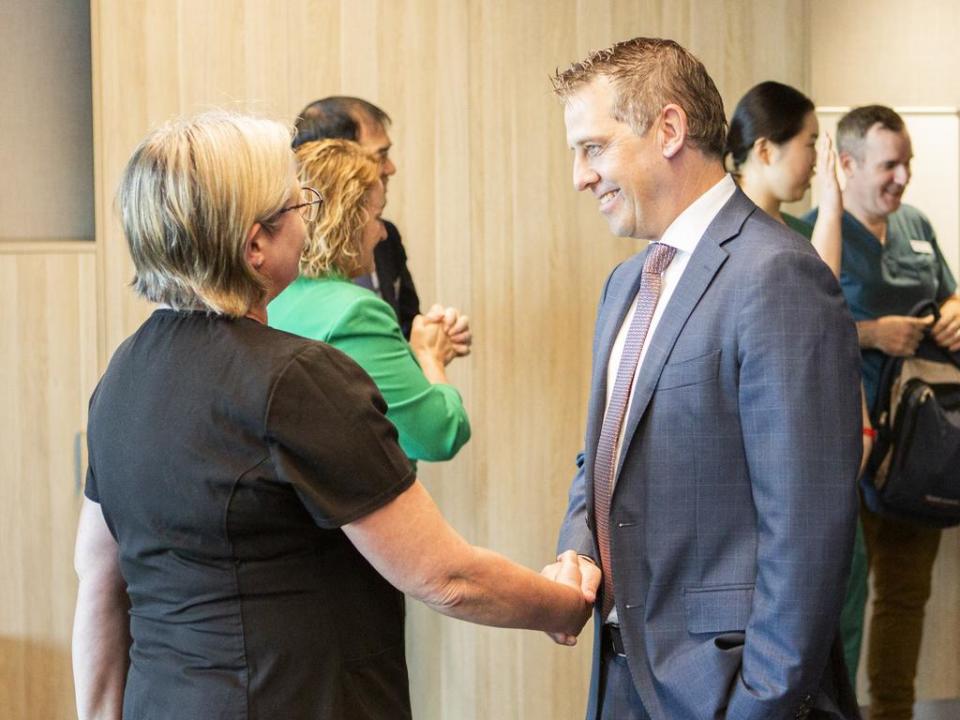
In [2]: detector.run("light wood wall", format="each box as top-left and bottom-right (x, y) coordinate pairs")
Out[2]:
(0, 243), (97, 720)
(810, 0), (960, 107)
(810, 0), (960, 702)
(88, 1), (810, 718)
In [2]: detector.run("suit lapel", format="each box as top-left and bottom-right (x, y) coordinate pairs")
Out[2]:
(613, 190), (755, 484)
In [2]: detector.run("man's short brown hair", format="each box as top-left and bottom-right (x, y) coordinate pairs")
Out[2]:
(837, 105), (906, 161)
(551, 37), (727, 158)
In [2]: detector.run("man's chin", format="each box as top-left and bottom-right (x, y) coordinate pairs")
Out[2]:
(882, 196), (903, 214)
(604, 218), (634, 238)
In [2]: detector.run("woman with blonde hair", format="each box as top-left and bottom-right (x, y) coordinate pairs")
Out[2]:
(270, 139), (469, 462)
(72, 112), (592, 720)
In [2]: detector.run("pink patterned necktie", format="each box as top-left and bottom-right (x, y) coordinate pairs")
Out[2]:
(594, 242), (676, 619)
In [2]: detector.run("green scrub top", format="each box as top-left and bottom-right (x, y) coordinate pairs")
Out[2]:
(804, 204), (957, 406)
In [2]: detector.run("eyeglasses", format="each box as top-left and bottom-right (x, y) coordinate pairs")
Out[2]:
(277, 186), (323, 223)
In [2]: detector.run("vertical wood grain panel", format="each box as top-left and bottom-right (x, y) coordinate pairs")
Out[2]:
(0, 247), (98, 719)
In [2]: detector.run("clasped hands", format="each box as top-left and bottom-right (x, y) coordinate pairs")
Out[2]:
(416, 304), (472, 364)
(540, 550), (601, 646)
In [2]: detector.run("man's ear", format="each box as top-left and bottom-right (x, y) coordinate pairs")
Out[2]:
(838, 151), (857, 179)
(244, 222), (265, 270)
(658, 104), (688, 159)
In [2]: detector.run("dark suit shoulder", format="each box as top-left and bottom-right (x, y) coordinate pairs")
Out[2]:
(376, 220), (407, 258)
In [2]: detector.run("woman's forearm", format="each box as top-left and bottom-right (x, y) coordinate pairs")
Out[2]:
(810, 209), (842, 278)
(413, 351), (449, 385)
(417, 544), (587, 632)
(73, 573), (130, 720)
(344, 481), (590, 636)
(73, 499), (130, 720)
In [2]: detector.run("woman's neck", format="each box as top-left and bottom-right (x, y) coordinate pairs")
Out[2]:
(245, 304), (268, 324)
(737, 167), (784, 224)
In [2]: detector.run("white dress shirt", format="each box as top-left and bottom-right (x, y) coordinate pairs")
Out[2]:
(603, 174), (736, 624)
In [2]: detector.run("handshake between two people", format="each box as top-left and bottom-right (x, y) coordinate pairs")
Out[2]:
(540, 550), (602, 646)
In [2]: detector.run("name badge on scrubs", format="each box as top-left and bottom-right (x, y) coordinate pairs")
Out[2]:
(910, 239), (934, 255)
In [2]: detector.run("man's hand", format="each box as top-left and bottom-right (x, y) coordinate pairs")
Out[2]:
(931, 296), (960, 353)
(859, 315), (933, 356)
(540, 550), (600, 646)
(425, 303), (472, 358)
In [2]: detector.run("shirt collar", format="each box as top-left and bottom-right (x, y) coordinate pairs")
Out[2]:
(658, 174), (736, 255)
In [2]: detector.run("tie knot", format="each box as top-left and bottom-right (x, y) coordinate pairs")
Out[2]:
(643, 242), (676, 275)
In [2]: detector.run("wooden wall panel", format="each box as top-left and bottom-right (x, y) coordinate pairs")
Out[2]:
(0, 243), (98, 719)
(810, 0), (960, 108)
(90, 2), (820, 718)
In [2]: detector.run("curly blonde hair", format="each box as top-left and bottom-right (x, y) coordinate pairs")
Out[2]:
(295, 139), (382, 278)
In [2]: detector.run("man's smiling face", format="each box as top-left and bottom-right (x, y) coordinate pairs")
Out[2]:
(844, 123), (913, 222)
(564, 75), (663, 240)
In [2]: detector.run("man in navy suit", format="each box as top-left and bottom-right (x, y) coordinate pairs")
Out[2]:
(542, 38), (862, 719)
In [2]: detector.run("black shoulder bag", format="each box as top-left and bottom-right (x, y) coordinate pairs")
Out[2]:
(863, 300), (960, 527)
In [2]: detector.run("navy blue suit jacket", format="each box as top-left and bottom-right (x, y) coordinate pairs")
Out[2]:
(559, 190), (862, 720)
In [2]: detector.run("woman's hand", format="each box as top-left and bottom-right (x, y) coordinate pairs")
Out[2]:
(810, 131), (843, 278)
(409, 314), (455, 382)
(815, 131), (842, 220)
(424, 304), (473, 359)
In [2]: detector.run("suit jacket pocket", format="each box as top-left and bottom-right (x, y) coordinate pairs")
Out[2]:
(682, 583), (754, 634)
(657, 349), (721, 391)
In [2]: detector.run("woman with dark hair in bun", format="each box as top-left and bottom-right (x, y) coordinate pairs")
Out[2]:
(727, 81), (869, 691)
(726, 81), (843, 275)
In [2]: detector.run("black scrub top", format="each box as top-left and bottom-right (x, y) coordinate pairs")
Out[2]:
(85, 310), (416, 720)
(805, 205), (957, 407)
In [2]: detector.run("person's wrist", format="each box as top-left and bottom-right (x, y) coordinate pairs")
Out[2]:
(417, 353), (448, 383)
(857, 319), (877, 349)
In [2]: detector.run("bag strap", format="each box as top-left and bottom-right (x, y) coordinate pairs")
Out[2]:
(866, 299), (939, 476)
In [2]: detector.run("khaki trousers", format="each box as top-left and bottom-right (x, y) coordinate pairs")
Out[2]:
(861, 507), (942, 720)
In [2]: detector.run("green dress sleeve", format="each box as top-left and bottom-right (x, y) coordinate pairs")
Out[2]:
(326, 294), (471, 462)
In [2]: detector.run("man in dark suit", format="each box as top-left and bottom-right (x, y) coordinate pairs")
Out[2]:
(292, 97), (469, 350)
(541, 38), (862, 719)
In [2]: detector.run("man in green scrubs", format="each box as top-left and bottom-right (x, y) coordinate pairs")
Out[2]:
(809, 105), (960, 720)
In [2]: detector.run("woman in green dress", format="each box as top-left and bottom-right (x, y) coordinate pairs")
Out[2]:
(270, 139), (470, 462)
